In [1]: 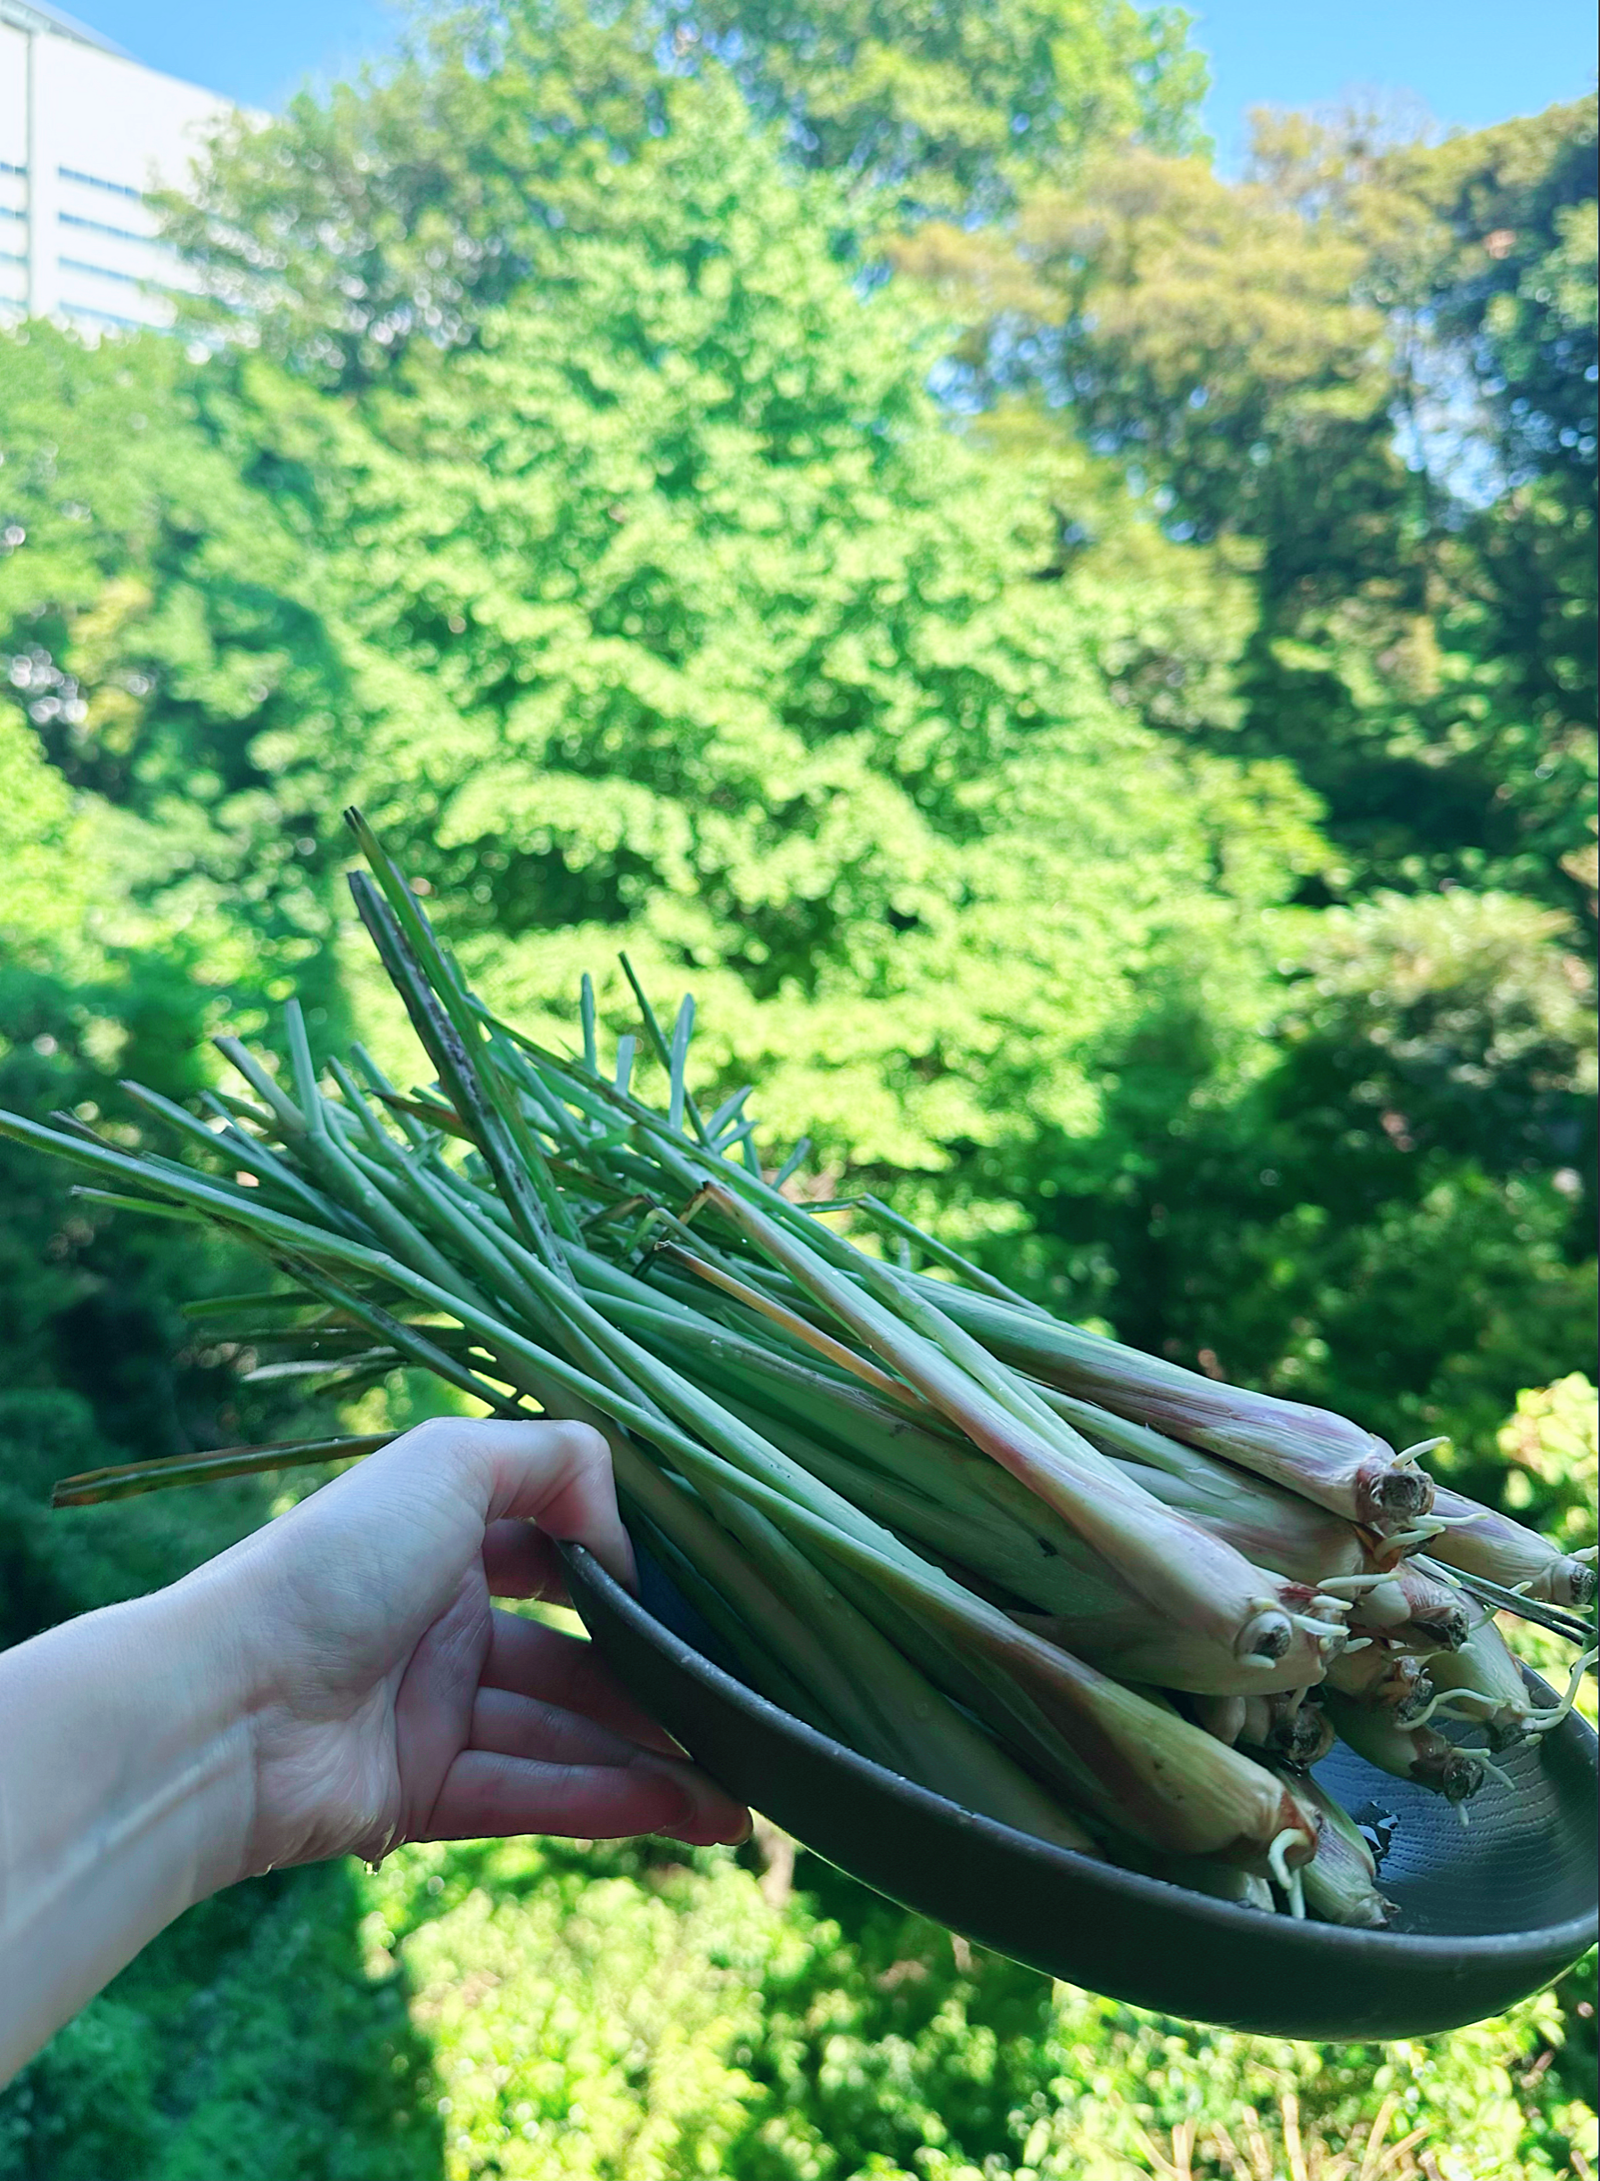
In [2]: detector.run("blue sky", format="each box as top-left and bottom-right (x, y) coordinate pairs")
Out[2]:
(66, 0), (1599, 145)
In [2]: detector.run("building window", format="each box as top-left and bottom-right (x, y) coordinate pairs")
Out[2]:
(59, 256), (143, 286)
(64, 303), (148, 330)
(59, 168), (148, 204)
(60, 212), (163, 249)
(59, 257), (181, 299)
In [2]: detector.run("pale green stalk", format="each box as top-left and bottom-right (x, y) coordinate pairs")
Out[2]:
(610, 1411), (1318, 1869)
(1277, 1772), (1394, 1929)
(634, 1462), (1101, 1855)
(1320, 1696), (1485, 1804)
(1426, 1487), (1598, 1610)
(902, 1276), (1432, 1534)
(707, 1383), (1339, 1697)
(1034, 1395), (1371, 1586)
(1321, 1646), (1433, 1722)
(621, 1503), (834, 1733)
(695, 1182), (1296, 1668)
(1351, 1562), (1473, 1653)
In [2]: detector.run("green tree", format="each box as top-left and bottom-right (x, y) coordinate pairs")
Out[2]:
(197, 72), (1317, 1186)
(894, 98), (1599, 912)
(667, 0), (1207, 210)
(165, 0), (1207, 391)
(1007, 887), (1596, 1467)
(0, 324), (353, 1024)
(1409, 99), (1599, 911)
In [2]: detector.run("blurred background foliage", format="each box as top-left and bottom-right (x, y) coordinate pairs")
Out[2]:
(0, 1), (1594, 2172)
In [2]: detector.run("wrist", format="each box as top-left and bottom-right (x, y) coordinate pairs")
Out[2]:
(128, 1562), (268, 1898)
(0, 1577), (259, 2079)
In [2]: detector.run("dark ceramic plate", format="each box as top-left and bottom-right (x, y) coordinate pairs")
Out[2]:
(560, 1542), (1598, 2039)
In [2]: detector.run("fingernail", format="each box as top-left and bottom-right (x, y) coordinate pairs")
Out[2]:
(648, 1767), (749, 1844)
(652, 1775), (702, 1832)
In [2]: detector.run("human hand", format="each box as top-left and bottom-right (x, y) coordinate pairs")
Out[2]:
(196, 1417), (751, 1878)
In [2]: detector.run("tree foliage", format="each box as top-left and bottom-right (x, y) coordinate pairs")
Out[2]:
(667, 0), (1208, 209)
(896, 96), (1599, 913)
(164, 0), (1206, 388)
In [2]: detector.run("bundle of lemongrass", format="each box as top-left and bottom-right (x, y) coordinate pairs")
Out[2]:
(4, 814), (1594, 1929)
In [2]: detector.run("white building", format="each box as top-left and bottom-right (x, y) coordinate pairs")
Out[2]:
(0, 1), (235, 333)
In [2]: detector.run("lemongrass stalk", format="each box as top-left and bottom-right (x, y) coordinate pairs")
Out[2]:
(1419, 1560), (1595, 1648)
(0, 1114), (362, 1245)
(1040, 1405), (1370, 1587)
(1323, 1646), (1433, 1723)
(0, 1107), (736, 1581)
(1425, 1487), (1598, 1610)
(1411, 1624), (1533, 1748)
(407, 1237), (1106, 1855)
(205, 1089), (279, 1133)
(616, 954), (711, 1147)
(635, 1460), (1102, 1855)
(118, 1079), (348, 1229)
(51, 1434), (392, 1506)
(811, 1234), (1141, 1488)
(635, 1425), (1320, 1870)
(660, 1242), (928, 1412)
(802, 1245), (1115, 1470)
(608, 1452), (868, 1743)
(488, 1292), (1323, 1875)
(573, 1255), (888, 1411)
(1235, 1693), (1333, 1769)
(622, 1503), (837, 1733)
(1347, 1562), (1473, 1653)
(815, 1543), (1318, 1870)
(1416, 1618), (1597, 1746)
(694, 1181), (1296, 1668)
(560, 1247), (1210, 1651)
(344, 859), (574, 1262)
(240, 1351), (398, 1394)
(837, 1193), (1048, 1316)
(709, 1380), (1337, 1695)
(1278, 1772), (1394, 1929)
(333, 1129), (554, 1327)
(647, 1463), (940, 1762)
(645, 1262), (877, 1388)
(195, 1323), (388, 1353)
(179, 1289), (329, 1319)
(584, 1249), (1348, 1686)
(457, 1222), (977, 1600)
(222, 1030), (480, 1298)
(904, 1278), (1433, 1534)
(1335, 1573), (1412, 1629)
(307, 1101), (666, 1418)
(1190, 1695), (1247, 1746)
(1321, 1697), (1485, 1803)
(211, 1034), (313, 1143)
(51, 1097), (340, 1239)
